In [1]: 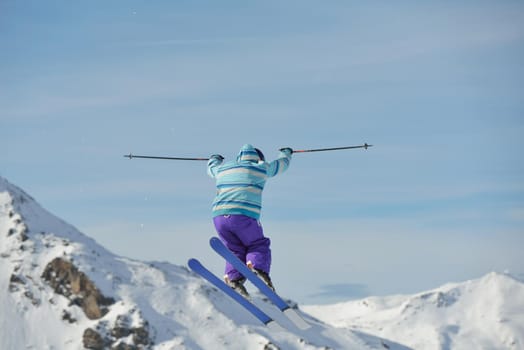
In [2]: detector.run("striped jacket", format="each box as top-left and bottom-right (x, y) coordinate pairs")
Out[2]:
(207, 144), (292, 219)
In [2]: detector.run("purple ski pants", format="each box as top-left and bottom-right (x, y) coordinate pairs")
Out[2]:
(213, 214), (271, 282)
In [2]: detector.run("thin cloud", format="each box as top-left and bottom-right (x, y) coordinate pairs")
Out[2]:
(31, 178), (212, 201)
(127, 36), (261, 47)
(308, 283), (372, 302)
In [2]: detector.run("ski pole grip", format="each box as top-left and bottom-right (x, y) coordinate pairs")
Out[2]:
(279, 147), (293, 154)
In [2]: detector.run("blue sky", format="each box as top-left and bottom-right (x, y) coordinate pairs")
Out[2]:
(2, 1), (523, 304)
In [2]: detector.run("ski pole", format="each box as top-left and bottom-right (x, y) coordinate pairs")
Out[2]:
(124, 153), (209, 161)
(289, 143), (372, 154)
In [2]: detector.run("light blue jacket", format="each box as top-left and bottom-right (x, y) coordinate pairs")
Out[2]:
(207, 144), (292, 219)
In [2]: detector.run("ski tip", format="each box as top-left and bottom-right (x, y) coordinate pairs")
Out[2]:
(266, 320), (285, 332)
(210, 237), (221, 245)
(187, 258), (201, 268)
(283, 308), (311, 330)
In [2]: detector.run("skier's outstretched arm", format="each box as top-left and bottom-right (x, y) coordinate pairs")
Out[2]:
(267, 148), (292, 178)
(207, 154), (224, 178)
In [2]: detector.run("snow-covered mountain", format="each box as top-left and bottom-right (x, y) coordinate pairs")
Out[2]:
(1, 176), (523, 350)
(303, 273), (524, 350)
(0, 176), (400, 350)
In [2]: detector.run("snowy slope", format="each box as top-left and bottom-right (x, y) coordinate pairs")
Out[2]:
(0, 176), (397, 350)
(303, 273), (524, 350)
(3, 175), (523, 350)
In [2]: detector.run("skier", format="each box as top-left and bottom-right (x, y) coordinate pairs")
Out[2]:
(207, 144), (293, 297)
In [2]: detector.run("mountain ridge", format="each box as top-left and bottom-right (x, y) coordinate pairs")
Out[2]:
(0, 176), (392, 349)
(1, 176), (522, 350)
(303, 272), (524, 350)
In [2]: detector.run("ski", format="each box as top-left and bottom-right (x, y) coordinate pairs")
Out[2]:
(209, 237), (311, 330)
(187, 258), (280, 329)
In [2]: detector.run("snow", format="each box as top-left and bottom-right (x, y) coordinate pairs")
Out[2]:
(1, 175), (523, 350)
(303, 273), (524, 350)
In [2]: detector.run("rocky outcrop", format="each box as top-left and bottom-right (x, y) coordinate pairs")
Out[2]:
(83, 316), (151, 350)
(83, 328), (107, 350)
(41, 257), (115, 319)
(41, 258), (153, 348)
(2, 179), (156, 349)
(113, 314), (151, 347)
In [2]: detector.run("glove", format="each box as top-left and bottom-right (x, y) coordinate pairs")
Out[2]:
(210, 154), (224, 161)
(279, 147), (293, 155)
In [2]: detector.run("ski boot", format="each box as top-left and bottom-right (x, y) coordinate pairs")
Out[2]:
(247, 261), (275, 292)
(224, 276), (250, 299)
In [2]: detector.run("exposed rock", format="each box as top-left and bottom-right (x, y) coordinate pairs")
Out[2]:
(111, 326), (132, 339)
(132, 323), (150, 346)
(111, 315), (151, 347)
(24, 290), (41, 306)
(8, 273), (40, 305)
(62, 310), (77, 324)
(9, 274), (24, 292)
(41, 257), (115, 319)
(264, 342), (281, 350)
(112, 343), (139, 350)
(83, 328), (107, 350)
(20, 231), (29, 242)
